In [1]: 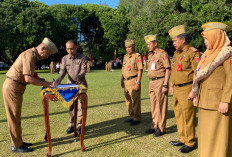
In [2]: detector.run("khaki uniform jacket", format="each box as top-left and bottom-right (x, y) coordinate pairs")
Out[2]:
(6, 47), (38, 84)
(58, 53), (87, 87)
(171, 44), (200, 85)
(147, 48), (170, 78)
(198, 57), (232, 110)
(122, 53), (143, 79)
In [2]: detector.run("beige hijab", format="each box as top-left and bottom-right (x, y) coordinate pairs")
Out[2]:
(198, 29), (230, 71)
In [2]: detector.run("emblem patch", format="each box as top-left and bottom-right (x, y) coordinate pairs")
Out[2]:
(195, 57), (200, 63)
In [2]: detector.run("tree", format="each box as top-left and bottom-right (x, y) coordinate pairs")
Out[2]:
(0, 0), (54, 64)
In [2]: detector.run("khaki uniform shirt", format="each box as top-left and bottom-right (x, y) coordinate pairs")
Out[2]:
(58, 53), (87, 87)
(171, 44), (200, 85)
(122, 53), (143, 79)
(147, 48), (170, 79)
(6, 47), (38, 85)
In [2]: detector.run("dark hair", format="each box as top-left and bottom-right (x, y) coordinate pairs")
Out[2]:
(176, 33), (189, 43)
(66, 40), (78, 46)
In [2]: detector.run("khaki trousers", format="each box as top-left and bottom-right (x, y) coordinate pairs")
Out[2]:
(149, 78), (168, 132)
(2, 78), (26, 148)
(124, 78), (141, 121)
(69, 99), (82, 128)
(173, 84), (196, 147)
(198, 108), (232, 157)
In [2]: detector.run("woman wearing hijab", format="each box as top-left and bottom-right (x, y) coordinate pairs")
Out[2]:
(192, 22), (232, 157)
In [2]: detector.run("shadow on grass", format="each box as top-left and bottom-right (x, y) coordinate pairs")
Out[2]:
(0, 98), (150, 123)
(32, 110), (177, 156)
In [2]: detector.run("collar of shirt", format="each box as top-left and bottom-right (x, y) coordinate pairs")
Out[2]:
(175, 44), (190, 54)
(182, 44), (191, 52)
(154, 47), (160, 54)
(33, 47), (40, 61)
(68, 53), (78, 60)
(126, 52), (135, 58)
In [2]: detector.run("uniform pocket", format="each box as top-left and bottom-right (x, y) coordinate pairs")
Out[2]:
(207, 83), (223, 106)
(207, 83), (223, 89)
(182, 58), (190, 69)
(134, 63), (138, 70)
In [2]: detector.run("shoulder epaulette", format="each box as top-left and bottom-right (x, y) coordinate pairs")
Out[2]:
(135, 53), (141, 56)
(190, 47), (198, 52)
(158, 49), (165, 53)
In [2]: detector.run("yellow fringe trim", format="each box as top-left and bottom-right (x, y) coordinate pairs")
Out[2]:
(41, 85), (88, 108)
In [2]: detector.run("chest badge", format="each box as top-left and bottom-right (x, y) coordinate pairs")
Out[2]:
(195, 57), (200, 63)
(177, 63), (182, 71)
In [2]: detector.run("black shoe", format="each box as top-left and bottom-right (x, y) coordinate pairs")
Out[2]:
(11, 145), (33, 153)
(124, 118), (133, 123)
(130, 120), (140, 126)
(169, 140), (184, 146)
(77, 127), (81, 135)
(153, 128), (165, 137)
(23, 142), (33, 147)
(145, 128), (156, 134)
(179, 145), (195, 153)
(65, 127), (74, 134)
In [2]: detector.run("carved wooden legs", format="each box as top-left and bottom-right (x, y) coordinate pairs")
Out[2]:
(42, 96), (52, 157)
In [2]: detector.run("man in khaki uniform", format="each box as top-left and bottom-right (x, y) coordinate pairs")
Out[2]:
(2, 37), (58, 153)
(87, 61), (90, 73)
(193, 22), (232, 157)
(144, 35), (171, 137)
(105, 62), (108, 71)
(56, 40), (87, 135)
(50, 60), (54, 73)
(121, 39), (143, 126)
(168, 25), (200, 153)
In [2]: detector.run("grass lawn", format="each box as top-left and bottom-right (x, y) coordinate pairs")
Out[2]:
(0, 69), (197, 157)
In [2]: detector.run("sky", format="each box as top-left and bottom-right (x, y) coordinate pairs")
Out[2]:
(34, 0), (120, 8)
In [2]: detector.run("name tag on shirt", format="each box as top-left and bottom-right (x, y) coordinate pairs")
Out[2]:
(151, 62), (156, 70)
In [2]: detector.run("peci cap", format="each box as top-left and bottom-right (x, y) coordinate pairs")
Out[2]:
(169, 25), (186, 38)
(42, 37), (58, 54)
(144, 35), (157, 43)
(125, 39), (135, 47)
(201, 22), (230, 32)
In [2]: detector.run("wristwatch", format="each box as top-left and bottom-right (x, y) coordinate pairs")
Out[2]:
(163, 84), (168, 88)
(136, 81), (140, 85)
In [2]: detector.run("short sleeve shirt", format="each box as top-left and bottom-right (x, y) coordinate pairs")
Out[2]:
(122, 53), (143, 79)
(171, 44), (200, 85)
(6, 47), (38, 84)
(147, 48), (170, 79)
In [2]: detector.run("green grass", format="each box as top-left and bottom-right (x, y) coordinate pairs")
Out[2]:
(0, 69), (197, 157)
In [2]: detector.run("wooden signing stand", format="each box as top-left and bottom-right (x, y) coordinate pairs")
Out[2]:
(41, 89), (87, 157)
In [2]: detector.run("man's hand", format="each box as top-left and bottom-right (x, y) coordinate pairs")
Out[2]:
(169, 86), (173, 95)
(187, 91), (195, 101)
(134, 84), (140, 91)
(162, 87), (168, 94)
(193, 98), (197, 106)
(218, 102), (229, 114)
(49, 81), (57, 88)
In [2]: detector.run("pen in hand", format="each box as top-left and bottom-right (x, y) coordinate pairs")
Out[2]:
(53, 78), (57, 88)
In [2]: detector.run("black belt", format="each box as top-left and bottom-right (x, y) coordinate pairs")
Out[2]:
(151, 76), (165, 81)
(6, 76), (26, 86)
(126, 75), (137, 80)
(175, 81), (193, 87)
